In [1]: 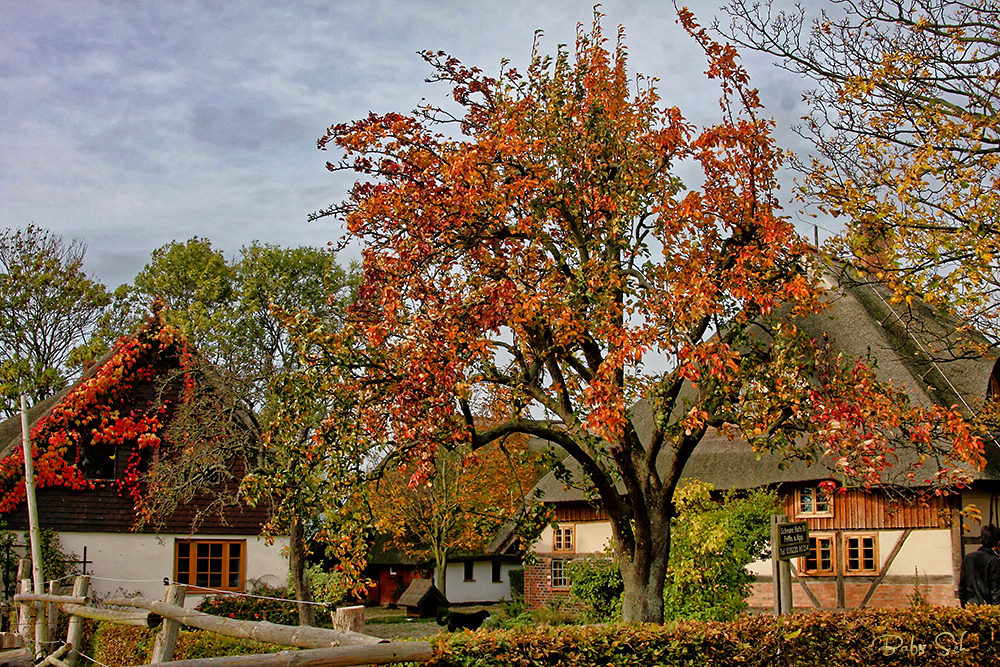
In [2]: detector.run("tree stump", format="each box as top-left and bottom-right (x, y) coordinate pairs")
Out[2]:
(329, 606), (365, 635)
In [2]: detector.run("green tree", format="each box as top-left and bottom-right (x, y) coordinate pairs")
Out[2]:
(124, 238), (355, 625)
(722, 0), (1000, 345)
(0, 225), (109, 417)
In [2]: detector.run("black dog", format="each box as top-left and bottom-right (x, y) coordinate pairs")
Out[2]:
(436, 609), (491, 632)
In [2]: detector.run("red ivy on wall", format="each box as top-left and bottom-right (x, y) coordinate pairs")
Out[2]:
(0, 319), (193, 513)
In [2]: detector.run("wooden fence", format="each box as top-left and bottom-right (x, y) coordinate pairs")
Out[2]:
(7, 564), (430, 667)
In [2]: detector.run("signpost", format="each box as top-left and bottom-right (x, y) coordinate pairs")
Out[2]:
(771, 515), (809, 615)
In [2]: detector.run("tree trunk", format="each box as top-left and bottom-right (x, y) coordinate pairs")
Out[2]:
(288, 519), (316, 626)
(433, 552), (447, 600)
(619, 560), (668, 624)
(614, 503), (672, 624)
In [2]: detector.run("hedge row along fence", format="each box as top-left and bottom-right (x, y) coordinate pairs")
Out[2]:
(425, 607), (1000, 667)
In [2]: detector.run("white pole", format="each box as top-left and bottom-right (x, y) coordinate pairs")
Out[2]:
(20, 394), (48, 655)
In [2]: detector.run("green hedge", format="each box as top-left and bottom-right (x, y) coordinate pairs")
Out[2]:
(426, 607), (1000, 667)
(86, 623), (284, 666)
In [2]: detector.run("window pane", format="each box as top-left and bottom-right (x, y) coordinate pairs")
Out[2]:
(863, 537), (875, 570)
(229, 543), (241, 558)
(801, 488), (814, 513)
(178, 543), (190, 558)
(209, 573), (222, 588)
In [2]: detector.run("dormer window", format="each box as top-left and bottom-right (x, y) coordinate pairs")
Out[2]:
(798, 486), (833, 518)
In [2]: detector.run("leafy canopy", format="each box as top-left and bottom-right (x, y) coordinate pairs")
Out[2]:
(0, 225), (109, 417)
(722, 0), (1000, 344)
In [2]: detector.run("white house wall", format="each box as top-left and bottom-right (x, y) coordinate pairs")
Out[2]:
(57, 532), (288, 608)
(438, 561), (519, 604)
(534, 522), (614, 554)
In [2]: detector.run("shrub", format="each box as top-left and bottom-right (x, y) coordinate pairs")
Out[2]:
(507, 568), (524, 602)
(566, 554), (622, 621)
(425, 607), (1000, 667)
(663, 479), (777, 622)
(195, 581), (300, 626)
(85, 623), (284, 666)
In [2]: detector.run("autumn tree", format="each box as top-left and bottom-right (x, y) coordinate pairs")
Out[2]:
(0, 225), (109, 417)
(302, 12), (983, 623)
(369, 436), (541, 599)
(721, 0), (1000, 344)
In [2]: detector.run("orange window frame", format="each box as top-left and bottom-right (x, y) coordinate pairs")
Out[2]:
(844, 533), (879, 575)
(175, 539), (246, 592)
(553, 525), (575, 553)
(800, 534), (836, 576)
(797, 486), (834, 518)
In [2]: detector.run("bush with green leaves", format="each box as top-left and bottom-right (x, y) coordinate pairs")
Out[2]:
(663, 479), (777, 622)
(567, 555), (623, 622)
(195, 582), (301, 626)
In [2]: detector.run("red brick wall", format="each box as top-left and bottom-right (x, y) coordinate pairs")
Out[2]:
(746, 577), (958, 611)
(524, 559), (574, 608)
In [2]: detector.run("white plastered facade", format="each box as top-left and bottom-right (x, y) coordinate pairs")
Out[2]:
(57, 532), (288, 608)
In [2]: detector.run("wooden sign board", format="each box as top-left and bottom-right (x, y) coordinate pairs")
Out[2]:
(776, 521), (809, 561)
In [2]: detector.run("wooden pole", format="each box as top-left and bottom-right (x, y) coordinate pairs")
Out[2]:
(104, 598), (385, 648)
(125, 642), (432, 667)
(35, 641), (72, 667)
(13, 595), (88, 606)
(64, 576), (89, 667)
(150, 584), (186, 664)
(19, 395), (47, 656)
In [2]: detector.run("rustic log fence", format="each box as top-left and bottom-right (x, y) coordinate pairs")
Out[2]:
(6, 564), (430, 667)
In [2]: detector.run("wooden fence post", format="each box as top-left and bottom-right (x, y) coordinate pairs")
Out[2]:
(16, 559), (31, 653)
(15, 560), (29, 638)
(46, 581), (59, 642)
(65, 576), (89, 667)
(150, 584), (186, 664)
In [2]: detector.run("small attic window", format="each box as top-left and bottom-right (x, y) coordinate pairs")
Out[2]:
(78, 443), (117, 480)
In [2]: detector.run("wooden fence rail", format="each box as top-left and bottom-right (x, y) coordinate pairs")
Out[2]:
(10, 565), (430, 667)
(102, 597), (384, 648)
(126, 643), (433, 667)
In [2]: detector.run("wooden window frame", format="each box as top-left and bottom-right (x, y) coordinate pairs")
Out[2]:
(800, 533), (836, 576)
(551, 558), (570, 589)
(175, 539), (246, 592)
(844, 533), (879, 575)
(796, 486), (834, 518)
(553, 524), (575, 554)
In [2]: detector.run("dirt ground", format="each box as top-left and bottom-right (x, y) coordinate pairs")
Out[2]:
(364, 604), (497, 640)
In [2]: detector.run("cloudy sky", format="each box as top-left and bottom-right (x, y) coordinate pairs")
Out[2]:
(1, 0), (824, 289)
